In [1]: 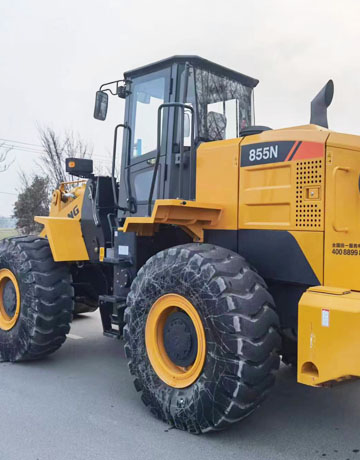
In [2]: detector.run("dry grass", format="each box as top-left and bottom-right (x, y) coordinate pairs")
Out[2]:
(0, 228), (19, 240)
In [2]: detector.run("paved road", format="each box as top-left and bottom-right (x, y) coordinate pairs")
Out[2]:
(0, 312), (359, 460)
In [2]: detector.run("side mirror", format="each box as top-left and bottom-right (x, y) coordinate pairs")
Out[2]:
(94, 90), (108, 121)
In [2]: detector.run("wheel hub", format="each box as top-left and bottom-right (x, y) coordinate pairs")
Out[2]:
(163, 311), (198, 367)
(0, 268), (21, 331)
(145, 293), (206, 388)
(2, 280), (17, 318)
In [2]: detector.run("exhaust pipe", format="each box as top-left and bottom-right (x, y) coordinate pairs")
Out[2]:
(310, 80), (334, 128)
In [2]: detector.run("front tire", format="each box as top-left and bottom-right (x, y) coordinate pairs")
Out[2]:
(124, 244), (281, 433)
(0, 236), (74, 362)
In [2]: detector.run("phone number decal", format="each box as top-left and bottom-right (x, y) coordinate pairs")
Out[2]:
(332, 242), (360, 256)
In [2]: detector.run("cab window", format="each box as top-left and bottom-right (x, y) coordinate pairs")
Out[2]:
(131, 74), (167, 157)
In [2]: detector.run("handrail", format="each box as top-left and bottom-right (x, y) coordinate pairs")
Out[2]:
(111, 123), (136, 213)
(332, 166), (350, 232)
(148, 102), (195, 216)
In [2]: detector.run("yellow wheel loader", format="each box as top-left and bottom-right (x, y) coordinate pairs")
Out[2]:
(1, 56), (360, 433)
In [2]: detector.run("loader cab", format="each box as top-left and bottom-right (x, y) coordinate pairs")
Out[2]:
(95, 55), (258, 217)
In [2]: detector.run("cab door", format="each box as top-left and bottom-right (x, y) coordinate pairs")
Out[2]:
(123, 67), (172, 216)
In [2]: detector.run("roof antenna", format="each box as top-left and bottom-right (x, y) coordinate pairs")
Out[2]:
(310, 80), (334, 128)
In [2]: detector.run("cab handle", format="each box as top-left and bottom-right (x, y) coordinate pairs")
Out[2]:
(332, 166), (350, 232)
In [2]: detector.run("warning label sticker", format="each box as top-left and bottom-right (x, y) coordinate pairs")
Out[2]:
(322, 309), (330, 327)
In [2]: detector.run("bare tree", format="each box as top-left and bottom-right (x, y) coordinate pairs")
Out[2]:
(94, 149), (114, 177)
(38, 127), (93, 189)
(0, 143), (14, 172)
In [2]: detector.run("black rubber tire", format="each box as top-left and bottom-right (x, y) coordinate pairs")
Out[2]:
(0, 236), (74, 362)
(124, 244), (281, 434)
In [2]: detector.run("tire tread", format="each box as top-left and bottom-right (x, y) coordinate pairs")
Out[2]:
(0, 236), (74, 362)
(124, 243), (280, 433)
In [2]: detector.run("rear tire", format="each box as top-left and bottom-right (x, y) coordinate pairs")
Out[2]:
(124, 244), (281, 433)
(0, 236), (74, 362)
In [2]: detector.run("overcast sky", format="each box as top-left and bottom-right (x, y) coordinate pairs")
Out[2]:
(1, 0), (360, 216)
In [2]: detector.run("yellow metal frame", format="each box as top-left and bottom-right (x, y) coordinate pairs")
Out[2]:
(121, 199), (222, 242)
(0, 269), (21, 331)
(145, 294), (206, 388)
(298, 286), (360, 386)
(35, 180), (89, 262)
(196, 138), (241, 230)
(35, 216), (89, 262)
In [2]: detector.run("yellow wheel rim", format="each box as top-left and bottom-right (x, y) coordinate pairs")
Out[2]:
(145, 294), (206, 388)
(0, 269), (21, 331)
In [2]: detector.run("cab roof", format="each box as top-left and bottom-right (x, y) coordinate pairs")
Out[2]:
(124, 55), (259, 88)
